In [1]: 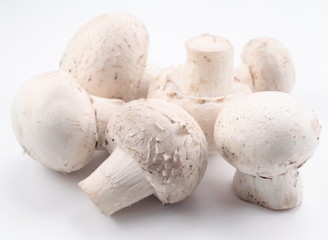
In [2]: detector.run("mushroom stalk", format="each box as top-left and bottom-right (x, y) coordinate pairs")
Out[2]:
(90, 96), (123, 150)
(182, 34), (233, 97)
(233, 169), (303, 210)
(79, 147), (154, 216)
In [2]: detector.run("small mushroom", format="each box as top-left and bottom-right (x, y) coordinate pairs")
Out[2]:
(79, 99), (208, 215)
(60, 12), (150, 101)
(12, 71), (123, 173)
(235, 38), (295, 92)
(148, 34), (250, 152)
(214, 91), (320, 209)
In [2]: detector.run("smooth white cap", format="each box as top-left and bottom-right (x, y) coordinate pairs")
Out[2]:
(12, 72), (97, 173)
(214, 91), (320, 177)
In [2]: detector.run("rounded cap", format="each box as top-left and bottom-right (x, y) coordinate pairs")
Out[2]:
(12, 71), (97, 173)
(105, 99), (208, 204)
(60, 12), (149, 101)
(214, 91), (320, 177)
(241, 38), (295, 92)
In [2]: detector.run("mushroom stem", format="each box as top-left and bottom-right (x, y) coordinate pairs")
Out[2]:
(90, 96), (124, 150)
(233, 169), (303, 210)
(79, 147), (154, 216)
(182, 34), (233, 97)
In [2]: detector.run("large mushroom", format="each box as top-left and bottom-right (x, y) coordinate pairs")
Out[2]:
(214, 91), (320, 209)
(148, 34), (250, 152)
(60, 12), (160, 101)
(12, 71), (123, 173)
(79, 99), (208, 215)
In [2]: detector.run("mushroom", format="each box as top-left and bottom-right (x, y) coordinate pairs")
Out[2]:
(12, 71), (123, 173)
(214, 91), (321, 209)
(148, 34), (250, 152)
(59, 12), (150, 101)
(79, 99), (208, 215)
(235, 38), (295, 92)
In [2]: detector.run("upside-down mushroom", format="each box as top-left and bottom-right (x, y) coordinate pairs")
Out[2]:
(148, 34), (250, 152)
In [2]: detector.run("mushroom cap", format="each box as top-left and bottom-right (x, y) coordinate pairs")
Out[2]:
(148, 66), (250, 152)
(60, 12), (149, 101)
(214, 91), (320, 177)
(241, 37), (295, 92)
(12, 71), (97, 173)
(105, 99), (208, 204)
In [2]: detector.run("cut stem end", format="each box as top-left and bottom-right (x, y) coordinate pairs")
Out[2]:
(79, 147), (154, 216)
(182, 34), (234, 97)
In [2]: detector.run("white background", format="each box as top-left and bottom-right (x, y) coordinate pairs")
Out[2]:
(1, 0), (327, 239)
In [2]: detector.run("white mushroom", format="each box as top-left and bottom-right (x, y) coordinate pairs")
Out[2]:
(235, 38), (295, 92)
(214, 91), (320, 209)
(148, 34), (250, 152)
(60, 12), (150, 101)
(79, 99), (208, 215)
(12, 71), (123, 173)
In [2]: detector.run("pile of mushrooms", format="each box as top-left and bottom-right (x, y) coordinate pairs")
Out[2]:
(12, 12), (320, 215)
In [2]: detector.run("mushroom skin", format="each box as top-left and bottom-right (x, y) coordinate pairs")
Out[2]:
(79, 99), (208, 215)
(60, 12), (149, 101)
(12, 71), (123, 173)
(136, 61), (161, 99)
(214, 91), (320, 209)
(149, 34), (250, 152)
(89, 95), (124, 151)
(235, 38), (295, 93)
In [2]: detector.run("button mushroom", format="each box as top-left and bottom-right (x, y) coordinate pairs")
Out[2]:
(79, 99), (208, 215)
(214, 91), (320, 209)
(12, 71), (123, 173)
(60, 12), (153, 101)
(235, 38), (295, 92)
(148, 34), (250, 152)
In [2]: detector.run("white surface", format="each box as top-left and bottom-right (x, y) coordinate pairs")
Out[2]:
(1, 0), (327, 239)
